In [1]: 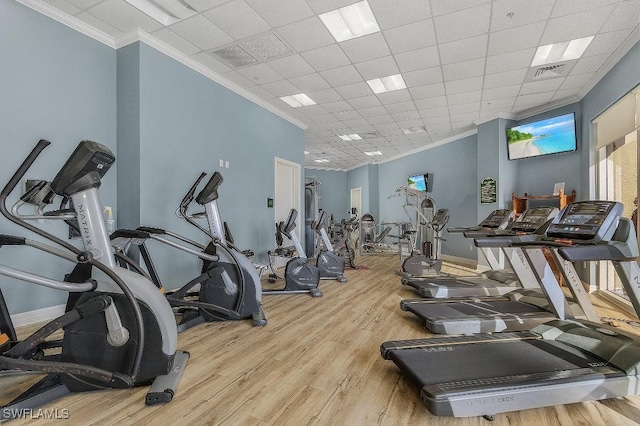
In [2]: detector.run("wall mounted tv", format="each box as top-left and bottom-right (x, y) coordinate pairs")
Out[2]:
(408, 173), (434, 192)
(507, 112), (577, 160)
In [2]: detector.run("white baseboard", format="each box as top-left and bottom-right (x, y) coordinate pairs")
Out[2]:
(11, 304), (66, 328)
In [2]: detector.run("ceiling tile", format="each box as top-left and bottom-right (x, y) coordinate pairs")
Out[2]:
(246, 84), (275, 99)
(368, 0), (431, 29)
(482, 84), (521, 100)
(449, 102), (480, 115)
(276, 17), (334, 52)
(185, 0), (231, 12)
(64, 0), (102, 9)
(306, 88), (344, 103)
(87, 0), (162, 32)
(358, 105), (390, 117)
(391, 110), (420, 121)
(384, 100), (416, 114)
(514, 92), (555, 107)
(341, 117), (370, 128)
(394, 46), (440, 72)
(383, 19), (437, 53)
(480, 97), (515, 110)
(340, 33), (391, 63)
(491, 0), (554, 31)
(354, 56), (399, 80)
(442, 58), (485, 81)
(152, 28), (201, 56)
(299, 105), (329, 116)
(487, 21), (546, 56)
(540, 6), (614, 44)
(553, 0), (619, 17)
(348, 95), (382, 109)
(430, 0), (489, 17)
(445, 76), (484, 94)
(403, 67), (443, 87)
(237, 63), (284, 84)
(552, 88), (581, 101)
(415, 96), (447, 109)
(376, 89), (412, 104)
(570, 53), (611, 75)
(301, 44), (351, 71)
(320, 65), (364, 87)
(204, 0), (270, 39)
(433, 4), (491, 43)
(484, 69), (527, 89)
(409, 83), (446, 99)
(584, 28), (634, 57)
(245, 0), (314, 27)
(221, 71), (257, 87)
(170, 15), (232, 50)
(305, 0), (358, 14)
(368, 114), (396, 124)
(519, 79), (564, 95)
(266, 55), (315, 78)
(485, 49), (536, 74)
(335, 82), (373, 99)
(75, 12), (122, 36)
(602, 0), (640, 32)
(422, 113), (451, 124)
(322, 101), (353, 113)
(448, 90), (482, 105)
(559, 74), (593, 90)
(259, 79), (300, 97)
(439, 35), (488, 65)
(289, 73), (331, 91)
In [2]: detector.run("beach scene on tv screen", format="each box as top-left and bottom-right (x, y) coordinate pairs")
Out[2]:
(408, 175), (426, 191)
(507, 113), (576, 160)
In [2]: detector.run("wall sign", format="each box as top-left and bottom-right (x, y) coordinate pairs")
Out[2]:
(480, 177), (497, 204)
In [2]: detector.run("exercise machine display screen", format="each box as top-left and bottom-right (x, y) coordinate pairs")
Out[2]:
(510, 207), (556, 232)
(546, 201), (619, 241)
(478, 209), (511, 229)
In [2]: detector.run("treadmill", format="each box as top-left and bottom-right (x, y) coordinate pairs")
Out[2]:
(382, 201), (640, 419)
(401, 206), (558, 298)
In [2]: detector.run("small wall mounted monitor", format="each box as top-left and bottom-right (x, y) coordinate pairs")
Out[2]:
(507, 112), (577, 160)
(408, 173), (434, 192)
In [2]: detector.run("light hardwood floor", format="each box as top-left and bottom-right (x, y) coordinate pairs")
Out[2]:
(5, 254), (640, 425)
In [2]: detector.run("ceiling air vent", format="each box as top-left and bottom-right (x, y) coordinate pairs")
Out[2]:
(210, 44), (259, 68)
(533, 64), (566, 79)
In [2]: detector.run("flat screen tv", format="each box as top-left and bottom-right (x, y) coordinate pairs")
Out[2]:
(408, 173), (433, 192)
(507, 112), (577, 160)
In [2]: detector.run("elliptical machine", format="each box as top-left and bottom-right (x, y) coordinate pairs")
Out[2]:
(312, 211), (347, 283)
(110, 171), (266, 331)
(263, 209), (322, 297)
(0, 140), (188, 419)
(401, 207), (450, 277)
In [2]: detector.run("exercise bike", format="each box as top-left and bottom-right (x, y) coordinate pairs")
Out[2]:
(264, 209), (322, 297)
(0, 140), (189, 419)
(312, 211), (347, 282)
(111, 171), (267, 331)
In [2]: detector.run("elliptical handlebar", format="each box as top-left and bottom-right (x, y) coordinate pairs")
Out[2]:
(1, 139), (51, 198)
(195, 172), (223, 205)
(179, 172), (207, 213)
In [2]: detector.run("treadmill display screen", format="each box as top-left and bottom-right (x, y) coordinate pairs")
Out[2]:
(547, 202), (615, 240)
(479, 209), (511, 229)
(510, 207), (555, 232)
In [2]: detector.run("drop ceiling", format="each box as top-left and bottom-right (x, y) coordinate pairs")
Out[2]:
(20, 0), (640, 170)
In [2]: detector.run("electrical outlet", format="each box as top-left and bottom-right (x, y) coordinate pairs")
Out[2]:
(225, 161), (229, 168)
(219, 159), (224, 167)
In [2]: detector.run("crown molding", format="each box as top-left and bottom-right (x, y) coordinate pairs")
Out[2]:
(513, 96), (580, 121)
(16, 0), (115, 47)
(14, 2), (307, 130)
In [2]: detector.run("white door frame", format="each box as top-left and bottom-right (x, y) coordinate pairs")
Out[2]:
(350, 187), (362, 218)
(274, 157), (302, 243)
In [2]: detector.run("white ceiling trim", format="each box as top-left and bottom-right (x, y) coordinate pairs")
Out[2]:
(16, 0), (307, 131)
(513, 97), (580, 121)
(17, 0), (115, 47)
(305, 166), (348, 172)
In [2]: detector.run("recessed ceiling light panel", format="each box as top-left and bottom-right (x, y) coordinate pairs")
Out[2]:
(319, 1), (381, 42)
(314, 159), (330, 163)
(364, 151), (383, 156)
(531, 36), (594, 66)
(279, 93), (316, 107)
(125, 0), (196, 25)
(338, 134), (362, 141)
(402, 126), (427, 135)
(367, 74), (406, 94)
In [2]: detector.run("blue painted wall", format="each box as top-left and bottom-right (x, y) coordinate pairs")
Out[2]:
(0, 1), (116, 313)
(131, 43), (305, 287)
(305, 168), (349, 221)
(378, 136), (478, 259)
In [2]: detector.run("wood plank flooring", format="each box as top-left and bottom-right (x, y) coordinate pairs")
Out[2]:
(5, 254), (640, 425)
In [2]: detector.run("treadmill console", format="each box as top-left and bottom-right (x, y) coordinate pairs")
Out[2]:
(546, 201), (623, 242)
(510, 207), (558, 233)
(478, 209), (511, 229)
